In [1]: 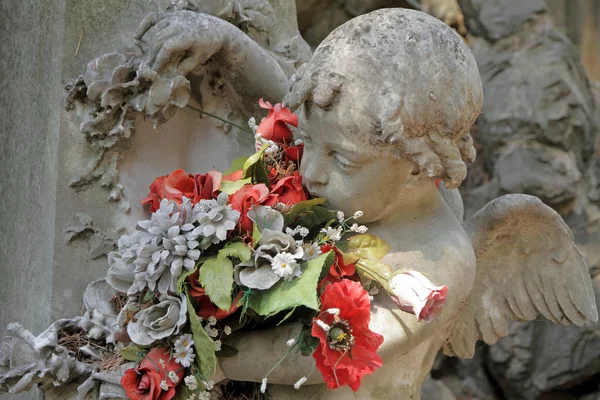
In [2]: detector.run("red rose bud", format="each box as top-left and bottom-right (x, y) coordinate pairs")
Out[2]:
(193, 170), (222, 201)
(256, 98), (298, 144)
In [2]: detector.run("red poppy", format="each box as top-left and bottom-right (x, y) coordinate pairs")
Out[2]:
(121, 348), (183, 400)
(270, 171), (308, 206)
(142, 169), (196, 212)
(230, 184), (278, 232)
(257, 98), (298, 144)
(320, 245), (356, 278)
(312, 280), (383, 391)
(193, 170), (222, 201)
(188, 270), (243, 319)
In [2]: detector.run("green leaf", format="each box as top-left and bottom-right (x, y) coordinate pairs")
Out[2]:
(276, 307), (297, 326)
(242, 144), (270, 186)
(186, 296), (216, 377)
(199, 255), (235, 311)
(216, 343), (239, 358)
(248, 251), (334, 317)
(224, 155), (249, 176)
(251, 224), (261, 247)
(283, 198), (327, 225)
(172, 383), (206, 400)
(142, 291), (154, 302)
(219, 242), (252, 262)
(120, 346), (139, 362)
(293, 206), (336, 231)
(176, 266), (198, 295)
(298, 325), (319, 357)
(219, 177), (251, 195)
(347, 234), (391, 261)
(354, 259), (394, 288)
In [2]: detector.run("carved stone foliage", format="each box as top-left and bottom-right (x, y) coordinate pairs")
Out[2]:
(63, 0), (310, 199)
(0, 280), (124, 398)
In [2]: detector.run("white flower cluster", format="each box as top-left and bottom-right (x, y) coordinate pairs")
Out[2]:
(204, 315), (219, 338)
(174, 334), (195, 367)
(285, 226), (310, 238)
(107, 195), (239, 294)
(350, 224), (368, 234)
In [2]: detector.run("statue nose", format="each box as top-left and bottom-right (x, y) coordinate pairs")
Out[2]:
(302, 159), (329, 187)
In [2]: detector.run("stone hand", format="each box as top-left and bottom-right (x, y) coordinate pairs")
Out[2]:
(135, 11), (228, 76)
(134, 10), (289, 111)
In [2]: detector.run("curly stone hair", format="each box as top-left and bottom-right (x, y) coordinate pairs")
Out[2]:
(284, 9), (483, 189)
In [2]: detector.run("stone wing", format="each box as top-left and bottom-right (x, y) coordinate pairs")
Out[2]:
(444, 194), (597, 359)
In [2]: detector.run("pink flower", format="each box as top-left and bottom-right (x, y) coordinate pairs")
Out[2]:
(388, 271), (448, 322)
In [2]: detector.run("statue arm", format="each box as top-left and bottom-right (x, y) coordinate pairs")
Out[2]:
(218, 249), (476, 385)
(136, 11), (290, 115)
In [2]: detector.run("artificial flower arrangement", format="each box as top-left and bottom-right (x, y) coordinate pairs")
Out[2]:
(105, 99), (448, 399)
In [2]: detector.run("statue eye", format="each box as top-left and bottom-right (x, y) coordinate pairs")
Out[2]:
(333, 153), (358, 170)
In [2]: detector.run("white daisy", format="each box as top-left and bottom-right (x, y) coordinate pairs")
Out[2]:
(302, 242), (322, 261)
(271, 252), (300, 280)
(174, 334), (194, 352)
(174, 347), (196, 368)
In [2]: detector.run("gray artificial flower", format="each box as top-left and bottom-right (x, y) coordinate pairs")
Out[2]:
(234, 229), (304, 290)
(110, 197), (204, 294)
(247, 205), (284, 232)
(194, 192), (240, 249)
(127, 293), (188, 346)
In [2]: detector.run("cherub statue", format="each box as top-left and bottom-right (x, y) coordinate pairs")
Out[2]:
(134, 6), (599, 399)
(44, 5), (600, 400)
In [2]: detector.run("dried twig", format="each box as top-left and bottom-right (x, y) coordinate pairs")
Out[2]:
(74, 30), (83, 57)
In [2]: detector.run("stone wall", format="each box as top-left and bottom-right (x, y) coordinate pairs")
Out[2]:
(0, 1), (65, 398)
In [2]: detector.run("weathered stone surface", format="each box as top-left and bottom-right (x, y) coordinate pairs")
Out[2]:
(0, 0), (65, 399)
(486, 276), (600, 400)
(421, 376), (457, 400)
(459, 0), (546, 40)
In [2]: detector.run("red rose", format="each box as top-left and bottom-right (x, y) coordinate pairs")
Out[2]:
(230, 184), (278, 232)
(312, 280), (383, 391)
(282, 143), (304, 164)
(142, 169), (195, 212)
(188, 270), (243, 319)
(193, 170), (222, 201)
(257, 98), (298, 144)
(266, 166), (278, 185)
(121, 348), (183, 400)
(270, 172), (308, 206)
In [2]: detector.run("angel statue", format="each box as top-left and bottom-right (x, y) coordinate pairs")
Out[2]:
(123, 7), (598, 399)
(0, 3), (597, 400)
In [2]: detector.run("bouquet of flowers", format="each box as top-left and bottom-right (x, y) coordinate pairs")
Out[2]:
(106, 100), (448, 399)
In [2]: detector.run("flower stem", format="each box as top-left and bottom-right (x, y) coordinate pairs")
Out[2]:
(186, 105), (254, 134)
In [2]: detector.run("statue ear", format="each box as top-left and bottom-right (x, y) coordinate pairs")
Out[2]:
(402, 163), (424, 188)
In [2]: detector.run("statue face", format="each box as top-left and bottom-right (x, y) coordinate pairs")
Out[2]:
(298, 102), (413, 224)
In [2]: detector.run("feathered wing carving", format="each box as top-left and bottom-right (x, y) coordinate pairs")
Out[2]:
(444, 194), (598, 359)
